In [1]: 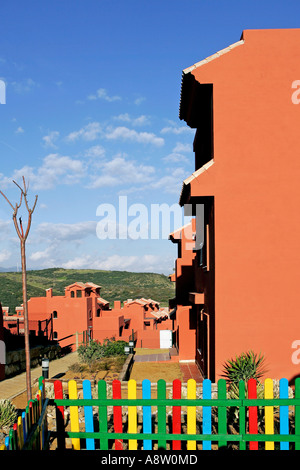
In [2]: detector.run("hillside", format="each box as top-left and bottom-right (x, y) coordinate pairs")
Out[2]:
(0, 268), (175, 314)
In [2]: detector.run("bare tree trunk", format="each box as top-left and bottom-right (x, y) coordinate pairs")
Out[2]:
(0, 176), (37, 402)
(21, 239), (31, 401)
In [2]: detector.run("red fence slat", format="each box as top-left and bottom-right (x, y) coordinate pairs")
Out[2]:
(248, 378), (258, 450)
(54, 380), (65, 450)
(113, 380), (123, 450)
(172, 379), (181, 450)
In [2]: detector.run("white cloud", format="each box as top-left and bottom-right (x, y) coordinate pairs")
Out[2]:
(134, 96), (146, 106)
(163, 142), (192, 164)
(0, 220), (11, 234)
(113, 113), (150, 126)
(30, 247), (52, 262)
(90, 155), (155, 188)
(15, 126), (24, 134)
(163, 152), (189, 164)
(42, 131), (60, 148)
(61, 256), (92, 269)
(150, 167), (186, 194)
(84, 145), (106, 159)
(11, 78), (38, 94)
(36, 220), (97, 242)
(66, 122), (102, 142)
(87, 88), (121, 102)
(2, 153), (86, 190)
(0, 249), (11, 263)
(29, 221), (98, 267)
(61, 253), (169, 273)
(105, 126), (164, 146)
(173, 142), (192, 153)
(160, 123), (194, 135)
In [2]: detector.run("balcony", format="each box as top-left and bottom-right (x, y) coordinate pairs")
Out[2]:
(189, 292), (205, 305)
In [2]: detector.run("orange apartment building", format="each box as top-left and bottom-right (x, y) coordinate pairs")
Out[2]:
(2, 282), (172, 352)
(170, 28), (300, 383)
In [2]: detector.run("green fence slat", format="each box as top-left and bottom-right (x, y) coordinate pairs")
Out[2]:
(295, 378), (300, 451)
(218, 379), (227, 449)
(239, 381), (246, 450)
(157, 379), (166, 450)
(98, 380), (108, 450)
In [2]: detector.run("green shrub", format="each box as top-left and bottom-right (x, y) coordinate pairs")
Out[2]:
(0, 399), (17, 428)
(77, 338), (127, 364)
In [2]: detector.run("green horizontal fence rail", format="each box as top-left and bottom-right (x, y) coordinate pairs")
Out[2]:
(2, 376), (300, 450)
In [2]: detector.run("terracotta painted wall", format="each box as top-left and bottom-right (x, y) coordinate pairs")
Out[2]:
(179, 29), (300, 381)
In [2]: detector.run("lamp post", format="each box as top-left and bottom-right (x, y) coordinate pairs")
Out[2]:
(129, 340), (134, 354)
(124, 345), (130, 355)
(42, 357), (49, 379)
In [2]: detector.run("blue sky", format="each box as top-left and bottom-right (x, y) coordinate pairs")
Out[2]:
(0, 0), (299, 274)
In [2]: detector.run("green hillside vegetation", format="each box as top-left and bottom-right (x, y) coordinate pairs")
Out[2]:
(0, 268), (175, 314)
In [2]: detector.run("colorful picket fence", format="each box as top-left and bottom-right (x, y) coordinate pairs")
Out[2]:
(1, 377), (49, 450)
(2, 376), (300, 450)
(51, 376), (300, 450)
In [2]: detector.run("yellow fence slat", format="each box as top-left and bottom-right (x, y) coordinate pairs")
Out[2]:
(17, 416), (23, 449)
(264, 378), (274, 450)
(37, 389), (42, 415)
(69, 380), (81, 450)
(187, 379), (197, 450)
(128, 379), (137, 450)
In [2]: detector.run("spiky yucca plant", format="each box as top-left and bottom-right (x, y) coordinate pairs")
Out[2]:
(222, 350), (267, 386)
(0, 399), (17, 429)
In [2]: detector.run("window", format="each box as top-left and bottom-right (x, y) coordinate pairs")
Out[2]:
(76, 290), (82, 298)
(53, 311), (58, 319)
(71, 291), (75, 298)
(53, 331), (58, 340)
(96, 308), (100, 317)
(193, 84), (214, 171)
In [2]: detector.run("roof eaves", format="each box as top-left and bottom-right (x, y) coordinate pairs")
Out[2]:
(182, 39), (244, 76)
(179, 160), (214, 205)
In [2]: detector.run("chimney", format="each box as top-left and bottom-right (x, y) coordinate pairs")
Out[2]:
(114, 301), (121, 310)
(46, 288), (53, 298)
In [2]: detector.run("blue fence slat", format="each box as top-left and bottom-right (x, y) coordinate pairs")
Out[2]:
(22, 411), (27, 443)
(142, 379), (152, 450)
(202, 379), (212, 450)
(279, 378), (289, 450)
(83, 380), (95, 450)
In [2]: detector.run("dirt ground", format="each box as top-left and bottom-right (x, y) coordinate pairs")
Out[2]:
(129, 362), (183, 383)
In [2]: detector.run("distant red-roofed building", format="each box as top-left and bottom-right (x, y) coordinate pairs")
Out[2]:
(3, 282), (172, 351)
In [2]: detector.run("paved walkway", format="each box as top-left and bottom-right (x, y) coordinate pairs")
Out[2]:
(0, 349), (204, 400)
(133, 351), (203, 383)
(0, 352), (79, 400)
(134, 353), (170, 362)
(179, 362), (203, 382)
